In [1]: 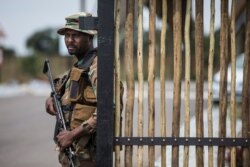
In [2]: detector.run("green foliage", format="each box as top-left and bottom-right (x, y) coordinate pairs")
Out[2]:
(26, 28), (59, 55)
(19, 55), (44, 78)
(0, 54), (74, 83)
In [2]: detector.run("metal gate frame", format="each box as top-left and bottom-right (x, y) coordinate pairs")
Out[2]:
(93, 0), (250, 167)
(80, 1), (115, 166)
(96, 1), (115, 167)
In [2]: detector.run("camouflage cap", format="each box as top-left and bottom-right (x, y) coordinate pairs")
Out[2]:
(57, 12), (97, 36)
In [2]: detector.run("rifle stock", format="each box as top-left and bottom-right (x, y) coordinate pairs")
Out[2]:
(43, 59), (75, 167)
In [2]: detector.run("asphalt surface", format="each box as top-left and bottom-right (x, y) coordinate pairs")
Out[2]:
(0, 95), (59, 167)
(0, 81), (208, 167)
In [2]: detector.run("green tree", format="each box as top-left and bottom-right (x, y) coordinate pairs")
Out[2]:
(26, 28), (59, 55)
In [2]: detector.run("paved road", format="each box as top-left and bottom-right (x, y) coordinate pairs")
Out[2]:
(0, 95), (59, 167)
(0, 81), (208, 167)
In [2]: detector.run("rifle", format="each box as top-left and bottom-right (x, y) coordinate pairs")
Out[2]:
(43, 59), (75, 167)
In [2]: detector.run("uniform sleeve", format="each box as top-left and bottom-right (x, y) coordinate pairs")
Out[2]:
(89, 56), (97, 95)
(81, 113), (97, 134)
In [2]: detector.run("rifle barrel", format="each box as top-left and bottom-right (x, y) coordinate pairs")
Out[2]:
(43, 59), (75, 166)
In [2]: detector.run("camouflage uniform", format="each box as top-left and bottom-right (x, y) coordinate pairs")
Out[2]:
(55, 12), (98, 167)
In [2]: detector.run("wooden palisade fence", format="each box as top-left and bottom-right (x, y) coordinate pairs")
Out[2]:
(103, 0), (250, 167)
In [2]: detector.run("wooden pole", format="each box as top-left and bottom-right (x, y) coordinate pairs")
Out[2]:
(183, 0), (191, 166)
(207, 0), (215, 167)
(242, 1), (250, 166)
(171, 0), (182, 166)
(195, 0), (204, 166)
(218, 0), (229, 166)
(160, 0), (167, 166)
(124, 0), (135, 166)
(137, 0), (144, 166)
(114, 0), (121, 166)
(229, 0), (236, 166)
(148, 0), (156, 166)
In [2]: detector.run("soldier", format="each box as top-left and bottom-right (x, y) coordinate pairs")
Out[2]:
(45, 12), (98, 167)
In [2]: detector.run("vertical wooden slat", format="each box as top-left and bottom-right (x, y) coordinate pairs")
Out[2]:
(242, 1), (250, 166)
(183, 0), (191, 166)
(207, 0), (215, 167)
(218, 0), (229, 166)
(195, 0), (204, 166)
(114, 0), (121, 166)
(148, 0), (156, 166)
(229, 0), (236, 166)
(160, 0), (167, 166)
(124, 0), (135, 166)
(137, 0), (144, 166)
(171, 0), (182, 166)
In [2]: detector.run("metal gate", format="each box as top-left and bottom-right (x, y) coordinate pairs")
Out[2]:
(93, 0), (250, 166)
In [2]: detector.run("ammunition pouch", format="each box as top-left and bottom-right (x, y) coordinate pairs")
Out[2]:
(69, 67), (97, 105)
(70, 104), (96, 130)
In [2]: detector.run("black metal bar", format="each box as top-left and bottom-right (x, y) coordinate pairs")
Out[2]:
(96, 1), (114, 167)
(114, 137), (250, 146)
(79, 16), (98, 30)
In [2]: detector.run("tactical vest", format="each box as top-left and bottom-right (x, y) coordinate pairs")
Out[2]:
(55, 49), (98, 162)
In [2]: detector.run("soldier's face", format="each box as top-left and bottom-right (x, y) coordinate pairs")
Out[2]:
(64, 29), (92, 57)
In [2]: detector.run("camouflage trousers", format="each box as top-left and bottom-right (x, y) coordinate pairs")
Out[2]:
(59, 150), (96, 167)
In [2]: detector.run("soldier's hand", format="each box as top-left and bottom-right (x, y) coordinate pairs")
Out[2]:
(57, 130), (74, 151)
(45, 97), (56, 115)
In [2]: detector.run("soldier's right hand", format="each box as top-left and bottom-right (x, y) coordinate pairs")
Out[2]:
(45, 97), (56, 115)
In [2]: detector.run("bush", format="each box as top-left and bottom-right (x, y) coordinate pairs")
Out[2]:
(19, 55), (43, 77)
(0, 54), (74, 83)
